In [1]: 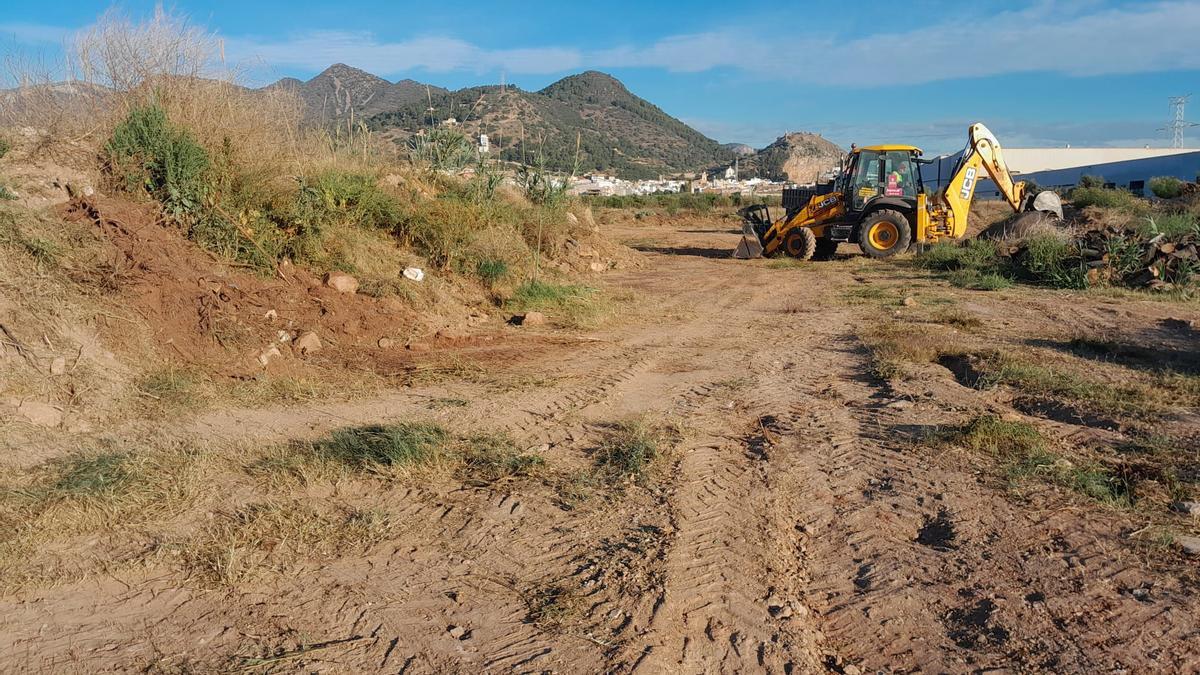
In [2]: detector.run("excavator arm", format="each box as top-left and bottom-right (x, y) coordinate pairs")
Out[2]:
(930, 123), (1063, 240)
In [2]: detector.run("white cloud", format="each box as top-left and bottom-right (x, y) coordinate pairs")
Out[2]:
(3, 1), (1198, 85)
(591, 1), (1200, 84)
(221, 32), (581, 75)
(0, 22), (71, 46)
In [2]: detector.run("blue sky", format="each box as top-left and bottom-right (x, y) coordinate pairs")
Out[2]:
(3, 1), (1199, 153)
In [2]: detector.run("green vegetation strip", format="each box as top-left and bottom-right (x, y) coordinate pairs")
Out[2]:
(947, 416), (1132, 507)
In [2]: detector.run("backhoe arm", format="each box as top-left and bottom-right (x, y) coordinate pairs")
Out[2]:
(934, 122), (1062, 240)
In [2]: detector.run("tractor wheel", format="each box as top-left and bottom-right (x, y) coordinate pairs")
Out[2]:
(782, 227), (817, 260)
(858, 210), (912, 259)
(812, 238), (839, 261)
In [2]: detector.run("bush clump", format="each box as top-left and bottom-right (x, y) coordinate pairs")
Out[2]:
(1013, 234), (1087, 289)
(104, 103), (211, 219)
(1069, 186), (1145, 213)
(1149, 176), (1184, 199)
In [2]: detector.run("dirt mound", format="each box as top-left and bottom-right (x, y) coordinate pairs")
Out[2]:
(59, 195), (443, 377)
(978, 212), (1069, 242)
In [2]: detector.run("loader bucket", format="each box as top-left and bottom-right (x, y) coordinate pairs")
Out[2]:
(733, 205), (769, 259)
(733, 221), (765, 259)
(1030, 190), (1064, 220)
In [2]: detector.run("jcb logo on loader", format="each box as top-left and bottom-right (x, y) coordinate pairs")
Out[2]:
(815, 195), (838, 212)
(959, 168), (976, 200)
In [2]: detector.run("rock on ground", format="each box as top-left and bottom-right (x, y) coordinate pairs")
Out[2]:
(324, 271), (359, 294)
(14, 400), (63, 427)
(294, 332), (322, 355)
(510, 312), (547, 327)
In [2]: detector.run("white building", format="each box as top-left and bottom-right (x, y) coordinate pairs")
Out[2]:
(921, 147), (1200, 198)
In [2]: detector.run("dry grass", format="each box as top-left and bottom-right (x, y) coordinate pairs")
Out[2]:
(179, 499), (395, 586)
(0, 435), (223, 591)
(858, 319), (954, 380)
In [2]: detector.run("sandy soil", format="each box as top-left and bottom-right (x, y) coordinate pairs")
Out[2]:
(3, 213), (1199, 673)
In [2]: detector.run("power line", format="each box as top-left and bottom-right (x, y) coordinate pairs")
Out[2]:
(1158, 95), (1199, 148)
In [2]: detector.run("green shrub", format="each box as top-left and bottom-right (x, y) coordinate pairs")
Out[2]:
(1014, 234), (1086, 288)
(1069, 186), (1144, 212)
(398, 197), (481, 270)
(1078, 175), (1105, 189)
(282, 170), (401, 263)
(1149, 176), (1185, 199)
(104, 103), (211, 219)
(916, 240), (1001, 272)
(1142, 213), (1199, 238)
(0, 137), (10, 160)
(409, 127), (475, 172)
(476, 258), (509, 286)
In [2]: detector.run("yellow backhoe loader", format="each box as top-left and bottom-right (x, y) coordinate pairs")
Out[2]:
(733, 122), (1063, 259)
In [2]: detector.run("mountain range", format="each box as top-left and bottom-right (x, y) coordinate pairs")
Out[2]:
(259, 65), (845, 181)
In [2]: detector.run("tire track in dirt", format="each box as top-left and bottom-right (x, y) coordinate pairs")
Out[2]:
(786, 335), (1200, 672)
(605, 299), (854, 673)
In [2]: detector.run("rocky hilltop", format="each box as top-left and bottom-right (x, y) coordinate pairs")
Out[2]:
(746, 132), (845, 183)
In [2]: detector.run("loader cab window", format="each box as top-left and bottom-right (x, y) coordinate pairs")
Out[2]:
(850, 150), (883, 210)
(882, 151), (918, 199)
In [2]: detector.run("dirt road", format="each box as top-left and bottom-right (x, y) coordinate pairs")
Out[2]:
(3, 216), (1198, 672)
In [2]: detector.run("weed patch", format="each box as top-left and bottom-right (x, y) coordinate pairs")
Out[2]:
(977, 354), (1159, 417)
(52, 452), (131, 496)
(1141, 213), (1198, 238)
(458, 434), (546, 485)
(522, 582), (583, 631)
(945, 416), (1132, 507)
(315, 423), (449, 470)
(593, 419), (680, 483)
(508, 280), (604, 327)
(264, 423), (545, 486)
(929, 308), (983, 329)
(948, 270), (1013, 290)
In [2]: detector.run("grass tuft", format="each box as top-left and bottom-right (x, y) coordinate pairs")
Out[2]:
(948, 270), (1013, 290)
(315, 423), (449, 469)
(946, 416), (1132, 507)
(594, 419), (679, 481)
(458, 434), (546, 484)
(52, 452), (131, 495)
(507, 280), (605, 328)
(522, 582), (583, 631)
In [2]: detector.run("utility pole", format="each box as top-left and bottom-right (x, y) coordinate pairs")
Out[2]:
(1161, 95), (1199, 148)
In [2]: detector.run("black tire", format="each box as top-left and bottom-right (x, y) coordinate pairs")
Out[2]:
(782, 227), (817, 260)
(858, 209), (912, 259)
(812, 238), (839, 261)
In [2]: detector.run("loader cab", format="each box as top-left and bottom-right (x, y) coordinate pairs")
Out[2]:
(840, 145), (924, 213)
